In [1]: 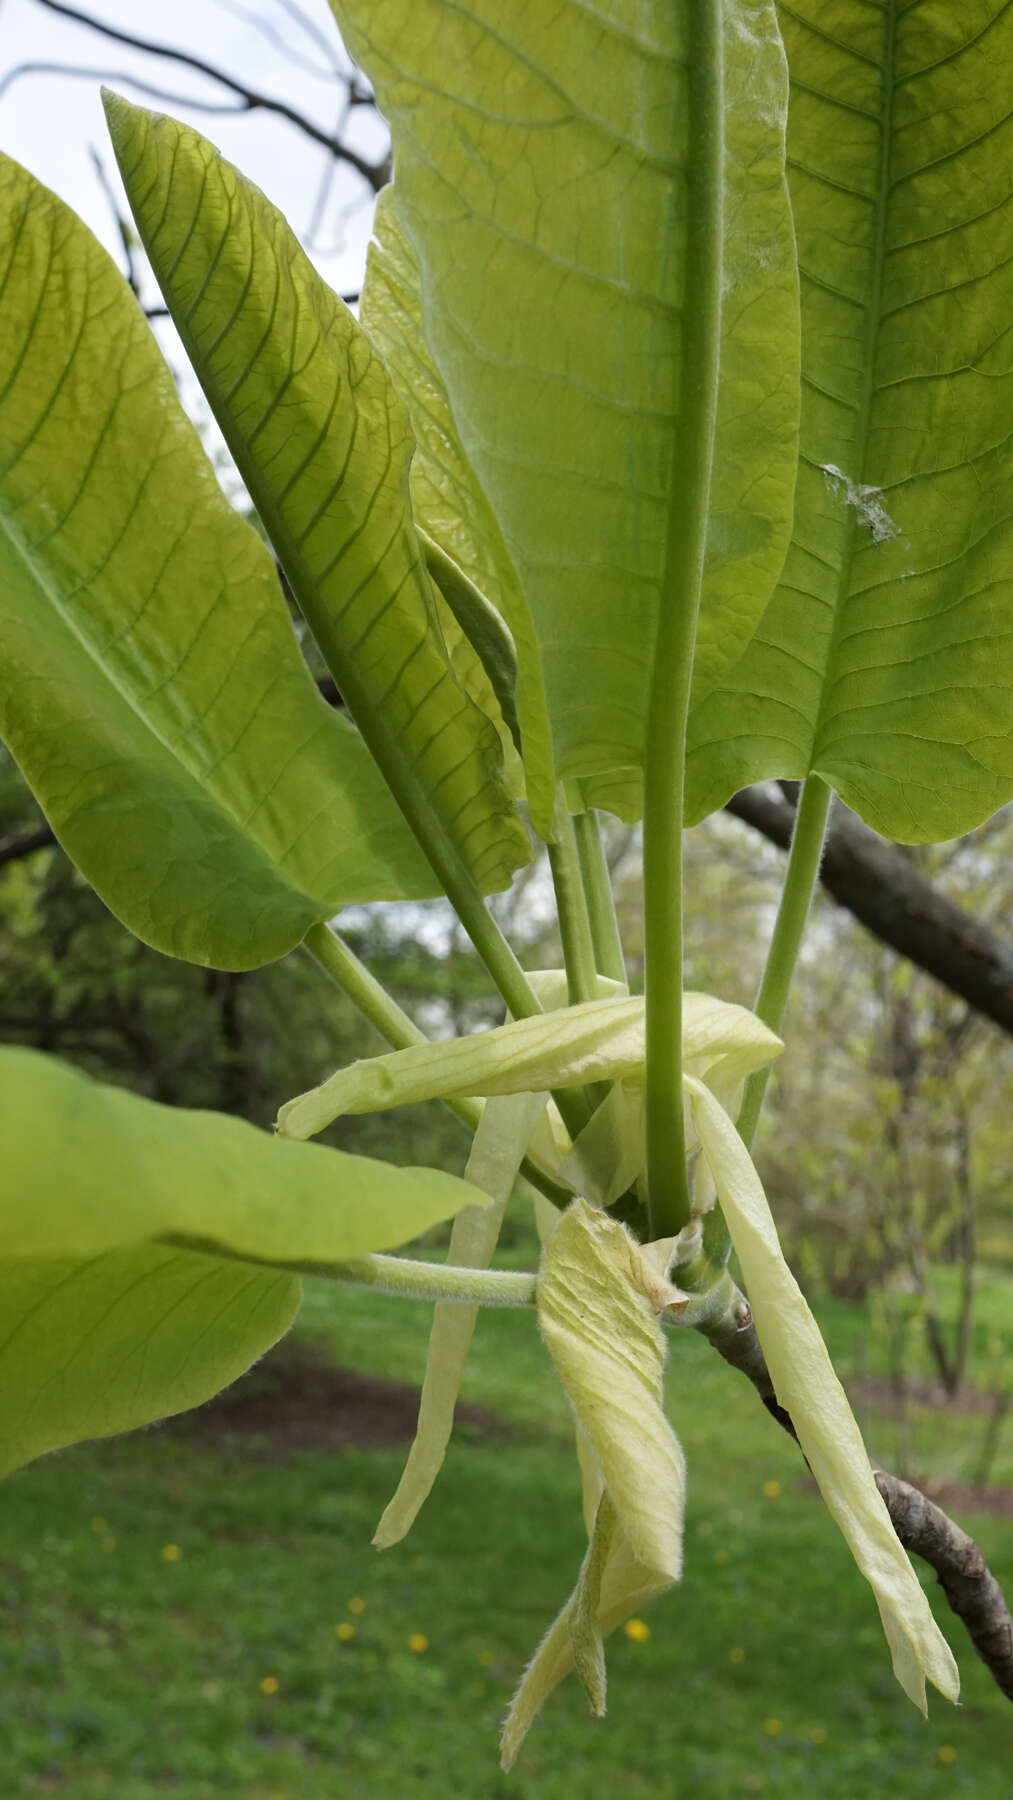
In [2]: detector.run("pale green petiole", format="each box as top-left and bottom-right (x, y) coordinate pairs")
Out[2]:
(737, 776), (833, 1151)
(547, 789), (601, 1008)
(573, 809), (627, 987)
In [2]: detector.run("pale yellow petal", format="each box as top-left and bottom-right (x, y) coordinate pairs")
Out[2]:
(373, 1092), (544, 1549)
(500, 1493), (670, 1771)
(537, 1200), (686, 1574)
(687, 1076), (960, 1711)
(277, 992), (780, 1142)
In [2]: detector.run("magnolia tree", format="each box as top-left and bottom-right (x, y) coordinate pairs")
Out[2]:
(1, 0), (1012, 1766)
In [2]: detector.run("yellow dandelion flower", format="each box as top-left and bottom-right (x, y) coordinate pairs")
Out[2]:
(90, 1516), (107, 1534)
(623, 1618), (650, 1643)
(477, 1650), (496, 1668)
(259, 1676), (280, 1695)
(729, 1647), (745, 1665)
(937, 1746), (957, 1766)
(408, 1633), (429, 1654)
(160, 1543), (182, 1562)
(808, 1728), (827, 1745)
(763, 1718), (783, 1737)
(714, 1548), (730, 1565)
(762, 1480), (781, 1499)
(347, 1596), (366, 1615)
(335, 1623), (356, 1642)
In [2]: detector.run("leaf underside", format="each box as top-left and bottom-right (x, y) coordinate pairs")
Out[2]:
(0, 156), (441, 972)
(0, 1247), (298, 1480)
(106, 98), (530, 897)
(0, 1044), (481, 1477)
(687, 1), (1013, 842)
(335, 0), (800, 821)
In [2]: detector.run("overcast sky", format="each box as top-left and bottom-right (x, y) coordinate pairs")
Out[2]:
(0, 0), (386, 467)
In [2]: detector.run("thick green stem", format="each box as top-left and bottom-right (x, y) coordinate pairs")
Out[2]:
(737, 776), (833, 1150)
(573, 809), (627, 985)
(642, 0), (724, 1242)
(304, 922), (573, 1209)
(548, 789), (601, 1006)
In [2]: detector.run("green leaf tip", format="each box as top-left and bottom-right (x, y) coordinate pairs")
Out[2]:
(0, 148), (440, 972)
(105, 94), (531, 902)
(0, 1045), (483, 1477)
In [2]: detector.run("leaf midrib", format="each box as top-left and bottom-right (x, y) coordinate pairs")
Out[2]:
(809, 0), (898, 760)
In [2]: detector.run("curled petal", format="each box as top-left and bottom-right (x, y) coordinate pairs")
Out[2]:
(501, 1202), (687, 1767)
(277, 993), (780, 1141)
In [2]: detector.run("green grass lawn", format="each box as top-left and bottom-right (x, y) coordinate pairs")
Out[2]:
(0, 1270), (1009, 1798)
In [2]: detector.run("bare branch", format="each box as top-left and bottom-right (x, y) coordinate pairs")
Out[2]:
(30, 0), (388, 190)
(698, 1300), (1013, 1702)
(213, 0), (339, 79)
(273, 0), (349, 71)
(0, 61), (258, 115)
(0, 825), (56, 869)
(875, 1469), (1013, 1700)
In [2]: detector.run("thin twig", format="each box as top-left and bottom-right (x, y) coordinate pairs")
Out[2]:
(28, 0), (387, 189)
(88, 143), (139, 295)
(213, 0), (337, 79)
(0, 825), (56, 869)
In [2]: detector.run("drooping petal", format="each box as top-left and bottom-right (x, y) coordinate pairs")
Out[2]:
(373, 1092), (545, 1549)
(501, 1201), (687, 1766)
(687, 1076), (960, 1712)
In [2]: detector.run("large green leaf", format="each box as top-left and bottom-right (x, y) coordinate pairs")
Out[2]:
(0, 156), (440, 972)
(0, 1045), (480, 1476)
(687, 2), (1013, 841)
(333, 0), (800, 820)
(1, 1046), (479, 1265)
(106, 98), (530, 895)
(0, 1247), (298, 1480)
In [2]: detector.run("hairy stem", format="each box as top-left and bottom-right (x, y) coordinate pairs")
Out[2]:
(643, 0), (724, 1240)
(325, 1252), (537, 1307)
(737, 776), (833, 1150)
